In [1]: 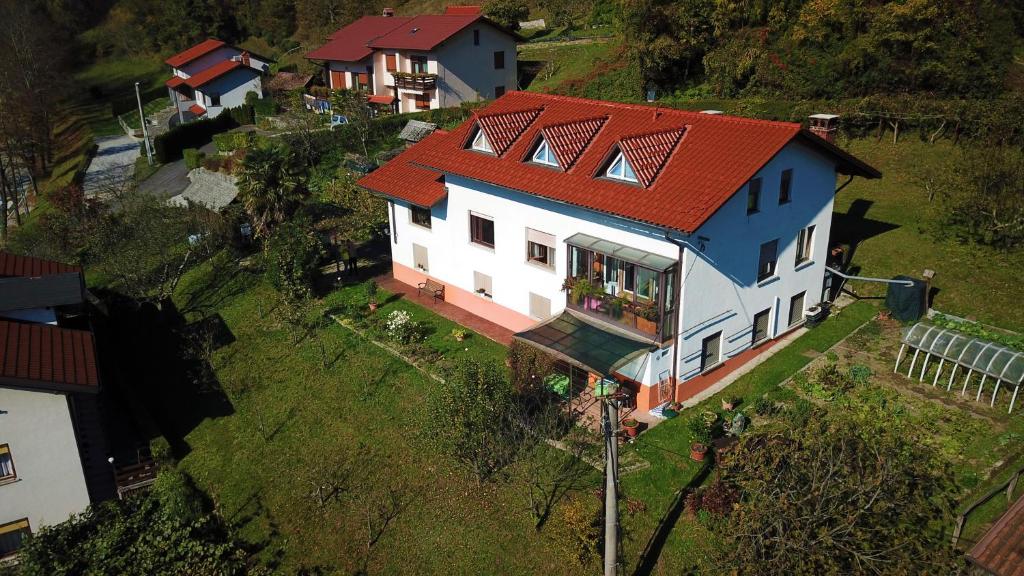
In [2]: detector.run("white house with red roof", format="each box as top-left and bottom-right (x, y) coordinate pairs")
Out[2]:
(359, 92), (880, 414)
(0, 252), (107, 559)
(165, 39), (271, 121)
(307, 6), (518, 113)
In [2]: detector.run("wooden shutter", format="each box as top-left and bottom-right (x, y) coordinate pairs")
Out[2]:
(413, 243), (428, 272)
(701, 332), (721, 370)
(789, 292), (806, 326)
(329, 70), (345, 89)
(529, 293), (551, 320)
(752, 309), (771, 344)
(386, 54), (397, 72)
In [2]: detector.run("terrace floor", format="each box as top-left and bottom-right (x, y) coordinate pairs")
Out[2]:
(374, 273), (515, 345)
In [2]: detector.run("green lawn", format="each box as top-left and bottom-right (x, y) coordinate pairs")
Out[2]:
(170, 255), (587, 574)
(519, 39), (620, 94)
(834, 138), (1024, 332)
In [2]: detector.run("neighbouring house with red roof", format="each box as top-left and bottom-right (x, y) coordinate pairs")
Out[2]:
(0, 252), (109, 559)
(165, 38), (273, 122)
(359, 92), (880, 414)
(307, 6), (518, 114)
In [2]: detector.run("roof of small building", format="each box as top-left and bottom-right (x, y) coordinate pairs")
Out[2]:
(968, 495), (1024, 576)
(168, 168), (239, 212)
(265, 71), (313, 93)
(358, 91), (880, 233)
(0, 319), (99, 393)
(399, 120), (438, 143)
(166, 38), (226, 68)
(189, 103), (207, 116)
(307, 12), (516, 62)
(166, 75), (186, 89)
(183, 59), (257, 89)
(0, 251), (79, 278)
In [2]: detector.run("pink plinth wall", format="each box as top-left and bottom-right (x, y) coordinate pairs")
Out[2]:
(392, 262), (537, 333)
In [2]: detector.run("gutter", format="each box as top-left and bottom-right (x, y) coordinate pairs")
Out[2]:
(662, 230), (691, 403)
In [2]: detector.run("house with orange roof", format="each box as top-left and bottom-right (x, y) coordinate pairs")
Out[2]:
(359, 92), (881, 415)
(306, 6), (519, 114)
(164, 39), (272, 122)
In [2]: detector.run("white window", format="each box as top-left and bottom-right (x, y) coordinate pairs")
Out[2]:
(470, 128), (492, 153)
(526, 228), (556, 269)
(795, 225), (815, 265)
(0, 445), (13, 481)
(413, 243), (429, 272)
(757, 239), (779, 282)
(532, 139), (559, 167)
(606, 151), (638, 183)
(474, 271), (492, 298)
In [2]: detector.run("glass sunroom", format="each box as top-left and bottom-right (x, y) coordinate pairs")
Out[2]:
(563, 233), (677, 342)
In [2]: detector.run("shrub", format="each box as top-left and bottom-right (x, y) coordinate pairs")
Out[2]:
(182, 148), (204, 170)
(687, 415), (712, 444)
(253, 96), (277, 118)
(264, 222), (326, 300)
(752, 396), (777, 416)
(228, 103), (255, 125)
(384, 309), (424, 344)
(153, 112), (237, 163)
(149, 436), (174, 465)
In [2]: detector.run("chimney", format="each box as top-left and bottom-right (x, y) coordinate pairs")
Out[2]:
(382, 7), (395, 16)
(808, 114), (839, 143)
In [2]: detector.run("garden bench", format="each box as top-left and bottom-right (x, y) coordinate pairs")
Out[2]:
(417, 278), (445, 304)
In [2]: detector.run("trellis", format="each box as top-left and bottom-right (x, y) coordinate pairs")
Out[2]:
(894, 323), (1024, 413)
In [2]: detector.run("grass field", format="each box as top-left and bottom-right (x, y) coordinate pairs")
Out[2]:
(519, 39), (620, 94)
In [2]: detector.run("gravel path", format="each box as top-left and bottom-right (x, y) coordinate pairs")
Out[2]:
(83, 134), (139, 197)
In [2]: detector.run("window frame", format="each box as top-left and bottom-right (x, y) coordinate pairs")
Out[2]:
(414, 92), (430, 110)
(605, 151), (638, 183)
(747, 177), (762, 214)
(470, 127), (493, 153)
(0, 518), (30, 559)
(531, 139), (559, 167)
(410, 55), (428, 74)
(469, 213), (495, 249)
(527, 240), (555, 269)
(412, 243), (429, 272)
(385, 53), (397, 72)
(473, 271), (493, 298)
(0, 444), (15, 483)
(779, 169), (792, 204)
(701, 331), (723, 372)
(757, 239), (779, 282)
(493, 50), (505, 70)
(410, 205), (432, 229)
(789, 291), (806, 327)
(752, 308), (771, 345)
(795, 224), (815, 266)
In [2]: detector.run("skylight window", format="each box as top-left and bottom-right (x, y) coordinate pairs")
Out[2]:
(531, 139), (559, 167)
(470, 128), (493, 153)
(606, 152), (638, 183)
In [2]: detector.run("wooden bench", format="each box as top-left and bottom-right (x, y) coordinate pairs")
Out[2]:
(417, 278), (445, 304)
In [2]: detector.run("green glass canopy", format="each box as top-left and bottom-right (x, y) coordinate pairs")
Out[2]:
(514, 310), (657, 376)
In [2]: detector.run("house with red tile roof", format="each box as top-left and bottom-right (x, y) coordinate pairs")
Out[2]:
(164, 38), (272, 122)
(359, 92), (880, 413)
(0, 252), (108, 558)
(307, 6), (518, 114)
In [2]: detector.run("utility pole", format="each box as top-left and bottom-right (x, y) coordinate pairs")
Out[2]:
(603, 398), (619, 576)
(135, 82), (154, 165)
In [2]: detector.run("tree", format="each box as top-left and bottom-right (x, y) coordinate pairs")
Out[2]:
(264, 220), (326, 300)
(938, 146), (1024, 248)
(330, 89), (374, 158)
(716, 413), (961, 575)
(320, 170), (387, 242)
(236, 144), (305, 239)
(484, 0), (529, 30)
(423, 358), (520, 484)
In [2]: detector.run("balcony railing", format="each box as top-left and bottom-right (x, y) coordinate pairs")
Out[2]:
(392, 72), (437, 91)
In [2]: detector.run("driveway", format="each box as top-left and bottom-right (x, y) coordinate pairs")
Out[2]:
(138, 142), (216, 200)
(83, 135), (139, 197)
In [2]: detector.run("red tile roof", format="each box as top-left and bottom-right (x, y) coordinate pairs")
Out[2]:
(0, 251), (79, 278)
(542, 116), (607, 169)
(307, 16), (413, 62)
(477, 108), (542, 155)
(618, 127), (686, 187)
(368, 94), (396, 104)
(189, 104), (207, 116)
(358, 131), (450, 207)
(968, 495), (1024, 576)
(166, 38), (226, 68)
(360, 91), (880, 233)
(445, 5), (482, 15)
(165, 75), (186, 89)
(183, 59), (253, 89)
(368, 14), (483, 51)
(0, 320), (99, 392)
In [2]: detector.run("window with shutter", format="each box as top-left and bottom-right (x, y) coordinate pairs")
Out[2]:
(526, 228), (555, 269)
(701, 332), (722, 371)
(0, 519), (30, 558)
(329, 70), (345, 89)
(415, 93), (431, 110)
(474, 271), (492, 298)
(529, 293), (551, 320)
(752, 308), (771, 345)
(789, 292), (806, 326)
(413, 243), (429, 272)
(757, 239), (779, 281)
(385, 54), (397, 72)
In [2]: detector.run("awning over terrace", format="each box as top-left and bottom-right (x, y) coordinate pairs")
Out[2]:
(513, 309), (657, 377)
(564, 233), (676, 271)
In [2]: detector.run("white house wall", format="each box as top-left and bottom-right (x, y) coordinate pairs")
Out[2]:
(327, 59), (372, 90)
(0, 387), (91, 531)
(434, 24), (518, 104)
(195, 69), (262, 118)
(675, 140), (838, 380)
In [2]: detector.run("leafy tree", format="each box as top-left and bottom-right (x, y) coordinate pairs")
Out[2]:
(264, 220), (326, 300)
(716, 413), (961, 575)
(330, 89), (374, 158)
(12, 468), (259, 576)
(484, 0), (529, 30)
(236, 144), (305, 239)
(937, 146), (1024, 248)
(621, 0), (714, 91)
(320, 170), (387, 242)
(423, 358), (520, 484)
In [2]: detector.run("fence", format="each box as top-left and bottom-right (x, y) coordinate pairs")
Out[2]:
(951, 463), (1024, 547)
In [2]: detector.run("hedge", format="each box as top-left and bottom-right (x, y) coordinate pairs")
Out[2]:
(153, 109), (242, 163)
(183, 148), (205, 170)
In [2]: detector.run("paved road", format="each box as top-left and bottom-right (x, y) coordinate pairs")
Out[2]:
(83, 135), (139, 197)
(137, 142), (216, 200)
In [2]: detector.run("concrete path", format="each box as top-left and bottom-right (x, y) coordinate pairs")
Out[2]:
(83, 135), (139, 197)
(138, 142), (216, 200)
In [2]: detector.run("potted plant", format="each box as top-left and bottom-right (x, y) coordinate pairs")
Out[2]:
(701, 410), (719, 428)
(690, 441), (709, 462)
(687, 416), (712, 461)
(451, 327), (467, 342)
(609, 296), (627, 320)
(364, 280), (378, 311)
(722, 396), (739, 411)
(570, 278), (594, 306)
(634, 301), (658, 333)
(621, 418), (640, 438)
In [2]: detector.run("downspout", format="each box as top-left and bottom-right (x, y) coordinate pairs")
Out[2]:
(835, 174), (854, 194)
(663, 231), (690, 404)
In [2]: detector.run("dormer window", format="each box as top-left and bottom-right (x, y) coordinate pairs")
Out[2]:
(531, 139), (559, 167)
(605, 152), (637, 183)
(470, 128), (493, 153)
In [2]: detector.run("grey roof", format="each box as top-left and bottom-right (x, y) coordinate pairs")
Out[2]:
(565, 233), (677, 271)
(399, 120), (437, 143)
(168, 168), (239, 212)
(513, 309), (656, 376)
(0, 273), (84, 312)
